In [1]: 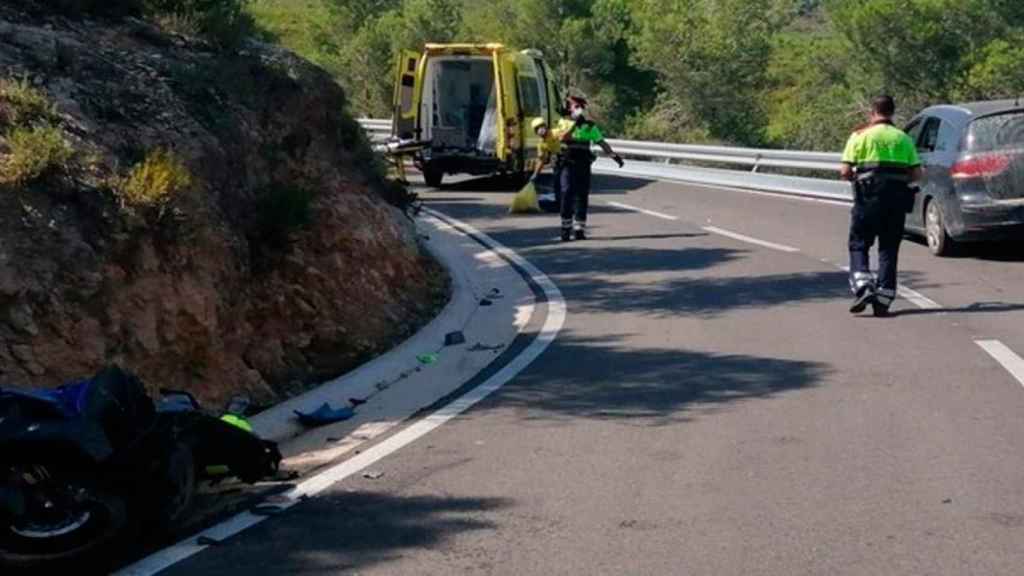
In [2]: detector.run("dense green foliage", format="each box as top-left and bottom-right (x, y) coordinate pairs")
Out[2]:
(249, 0), (1024, 151)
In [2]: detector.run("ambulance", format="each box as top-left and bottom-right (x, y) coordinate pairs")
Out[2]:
(392, 43), (562, 187)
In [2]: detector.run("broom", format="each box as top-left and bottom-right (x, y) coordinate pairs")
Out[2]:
(509, 176), (541, 214)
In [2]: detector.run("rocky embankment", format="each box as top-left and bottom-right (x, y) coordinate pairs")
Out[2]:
(0, 2), (448, 407)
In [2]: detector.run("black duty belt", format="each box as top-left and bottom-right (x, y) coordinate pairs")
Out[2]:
(854, 164), (913, 183)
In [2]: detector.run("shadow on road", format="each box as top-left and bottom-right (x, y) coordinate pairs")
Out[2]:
(590, 174), (653, 194)
(904, 236), (1024, 262)
(157, 491), (512, 575)
(538, 245), (744, 277)
(493, 335), (828, 427)
(598, 232), (710, 242)
(439, 175), (524, 192)
(555, 270), (841, 317)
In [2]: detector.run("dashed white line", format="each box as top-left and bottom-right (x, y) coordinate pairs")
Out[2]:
(605, 201), (679, 221)
(836, 264), (942, 311)
(896, 285), (942, 310)
(680, 180), (853, 208)
(701, 225), (801, 253)
(976, 340), (1024, 389)
(609, 200), (942, 309)
(114, 208), (567, 576)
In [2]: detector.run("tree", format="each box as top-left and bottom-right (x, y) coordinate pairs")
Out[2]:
(630, 0), (785, 145)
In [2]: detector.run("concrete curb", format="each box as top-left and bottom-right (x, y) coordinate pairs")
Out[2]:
(248, 213), (526, 443)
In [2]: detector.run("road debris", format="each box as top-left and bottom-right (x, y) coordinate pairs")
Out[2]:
(444, 330), (467, 346)
(294, 403), (356, 426)
(417, 353), (439, 365)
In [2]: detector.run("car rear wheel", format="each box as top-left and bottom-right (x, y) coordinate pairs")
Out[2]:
(925, 198), (954, 256)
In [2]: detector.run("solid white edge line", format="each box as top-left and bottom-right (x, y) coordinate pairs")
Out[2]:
(976, 340), (1024, 388)
(605, 201), (679, 221)
(114, 208), (567, 576)
(702, 225), (801, 253)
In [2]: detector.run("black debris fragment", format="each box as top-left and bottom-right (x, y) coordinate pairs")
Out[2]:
(444, 330), (466, 346)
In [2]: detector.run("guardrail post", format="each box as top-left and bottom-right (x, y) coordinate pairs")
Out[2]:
(751, 154), (762, 173)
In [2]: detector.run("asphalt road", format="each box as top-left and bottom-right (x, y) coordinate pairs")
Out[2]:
(158, 174), (1024, 575)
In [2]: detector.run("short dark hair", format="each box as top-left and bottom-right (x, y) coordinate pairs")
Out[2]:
(566, 95), (588, 108)
(872, 95), (896, 117)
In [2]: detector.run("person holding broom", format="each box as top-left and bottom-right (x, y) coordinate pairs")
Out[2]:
(510, 115), (573, 214)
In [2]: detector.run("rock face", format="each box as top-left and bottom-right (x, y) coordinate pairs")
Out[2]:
(0, 3), (448, 406)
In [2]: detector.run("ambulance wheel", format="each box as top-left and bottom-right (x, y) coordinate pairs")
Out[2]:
(423, 164), (443, 188)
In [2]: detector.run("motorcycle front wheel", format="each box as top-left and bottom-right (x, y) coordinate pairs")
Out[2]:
(0, 463), (127, 569)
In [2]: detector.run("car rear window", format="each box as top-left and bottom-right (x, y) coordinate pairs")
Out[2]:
(967, 111), (1024, 152)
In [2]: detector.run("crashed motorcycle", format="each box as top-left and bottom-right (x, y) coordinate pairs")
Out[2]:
(0, 365), (281, 569)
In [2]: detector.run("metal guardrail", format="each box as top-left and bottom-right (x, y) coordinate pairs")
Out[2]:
(603, 138), (842, 173)
(357, 118), (852, 202)
(360, 119), (391, 132)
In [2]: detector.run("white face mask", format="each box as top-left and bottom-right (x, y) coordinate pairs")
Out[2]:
(570, 107), (584, 119)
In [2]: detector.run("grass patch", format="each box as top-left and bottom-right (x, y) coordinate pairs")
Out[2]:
(117, 149), (193, 206)
(2, 125), (74, 185)
(0, 77), (57, 127)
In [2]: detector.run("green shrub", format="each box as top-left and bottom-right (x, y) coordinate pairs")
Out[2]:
(117, 149), (193, 206)
(145, 0), (255, 49)
(38, 0), (253, 50)
(250, 186), (314, 253)
(2, 125), (74, 185)
(0, 77), (57, 127)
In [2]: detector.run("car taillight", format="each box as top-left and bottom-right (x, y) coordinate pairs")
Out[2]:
(951, 152), (1013, 179)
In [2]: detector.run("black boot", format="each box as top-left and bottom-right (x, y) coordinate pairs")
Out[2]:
(573, 227), (586, 240)
(561, 228), (572, 242)
(849, 285), (876, 314)
(871, 301), (890, 317)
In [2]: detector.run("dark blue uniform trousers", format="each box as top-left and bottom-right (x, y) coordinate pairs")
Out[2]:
(560, 156), (592, 230)
(848, 182), (907, 308)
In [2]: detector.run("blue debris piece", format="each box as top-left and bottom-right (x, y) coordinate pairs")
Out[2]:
(294, 402), (356, 426)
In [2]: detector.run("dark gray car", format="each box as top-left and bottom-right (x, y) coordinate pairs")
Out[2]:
(902, 99), (1024, 255)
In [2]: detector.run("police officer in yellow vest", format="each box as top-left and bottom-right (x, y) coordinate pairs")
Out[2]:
(559, 96), (624, 241)
(840, 95), (922, 317)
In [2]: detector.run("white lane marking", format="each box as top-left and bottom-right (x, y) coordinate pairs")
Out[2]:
(114, 208), (567, 576)
(702, 225), (800, 253)
(837, 265), (942, 311)
(605, 201), (679, 221)
(605, 199), (801, 254)
(976, 340), (1024, 388)
(896, 285), (942, 310)
(676, 180), (852, 208)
